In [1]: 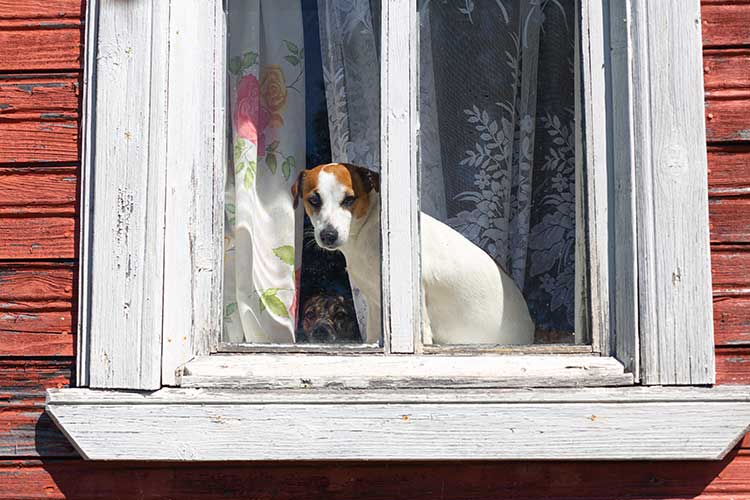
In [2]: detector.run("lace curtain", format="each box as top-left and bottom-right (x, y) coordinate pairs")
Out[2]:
(223, 0), (577, 342)
(319, 0), (577, 334)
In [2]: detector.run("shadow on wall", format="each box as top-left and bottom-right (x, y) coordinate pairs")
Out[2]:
(28, 426), (748, 500)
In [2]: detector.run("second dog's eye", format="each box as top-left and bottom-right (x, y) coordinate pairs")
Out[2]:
(341, 195), (356, 208)
(307, 193), (321, 208)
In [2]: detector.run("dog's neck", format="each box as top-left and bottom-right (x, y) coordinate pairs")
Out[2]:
(338, 190), (381, 299)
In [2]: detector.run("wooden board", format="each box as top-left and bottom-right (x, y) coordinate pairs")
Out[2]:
(702, 1), (750, 47)
(0, 168), (77, 215)
(717, 348), (750, 384)
(715, 296), (750, 347)
(710, 198), (750, 243)
(0, 1), (83, 19)
(0, 24), (81, 71)
(0, 74), (79, 119)
(704, 49), (750, 91)
(705, 91), (750, 142)
(0, 120), (79, 164)
(631, 0), (715, 385)
(5, 452), (750, 500)
(0, 217), (75, 259)
(180, 354), (632, 389)
(708, 146), (750, 195)
(46, 386), (750, 461)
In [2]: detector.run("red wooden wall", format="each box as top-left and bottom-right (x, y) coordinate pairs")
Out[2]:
(0, 1), (749, 498)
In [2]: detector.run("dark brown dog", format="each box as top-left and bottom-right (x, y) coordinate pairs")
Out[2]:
(300, 293), (360, 343)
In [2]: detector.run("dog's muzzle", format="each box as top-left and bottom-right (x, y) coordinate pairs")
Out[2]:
(310, 322), (336, 343)
(319, 227), (339, 248)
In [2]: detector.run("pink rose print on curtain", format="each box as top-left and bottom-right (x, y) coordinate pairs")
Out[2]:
(234, 74), (270, 156)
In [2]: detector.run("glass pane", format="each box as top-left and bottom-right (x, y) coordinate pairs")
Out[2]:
(223, 0), (382, 346)
(418, 0), (578, 345)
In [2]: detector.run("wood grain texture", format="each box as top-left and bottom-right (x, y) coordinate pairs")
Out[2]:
(0, 25), (81, 71)
(160, 0), (224, 386)
(85, 0), (168, 390)
(705, 91), (750, 142)
(704, 49), (750, 90)
(0, 120), (79, 165)
(708, 146), (750, 195)
(46, 386), (750, 460)
(380, 0), (419, 353)
(710, 197), (750, 242)
(0, 1), (83, 19)
(0, 217), (74, 259)
(0, 75), (79, 120)
(715, 296), (750, 346)
(6, 452), (750, 500)
(702, 1), (750, 47)
(180, 354), (632, 389)
(0, 360), (71, 405)
(631, 0), (715, 384)
(0, 361), (74, 457)
(717, 348), (750, 384)
(0, 168), (77, 215)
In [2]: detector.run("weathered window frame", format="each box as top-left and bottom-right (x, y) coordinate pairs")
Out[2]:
(47, 0), (750, 461)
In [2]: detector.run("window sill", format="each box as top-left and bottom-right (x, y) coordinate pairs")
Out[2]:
(178, 354), (633, 389)
(47, 386), (750, 461)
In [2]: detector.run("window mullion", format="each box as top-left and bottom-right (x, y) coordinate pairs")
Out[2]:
(380, 0), (419, 354)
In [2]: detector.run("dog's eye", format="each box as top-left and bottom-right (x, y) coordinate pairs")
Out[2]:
(307, 193), (321, 208)
(304, 310), (316, 320)
(335, 312), (347, 321)
(341, 195), (356, 208)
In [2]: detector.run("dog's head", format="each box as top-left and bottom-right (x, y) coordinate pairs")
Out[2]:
(291, 163), (379, 250)
(300, 293), (360, 343)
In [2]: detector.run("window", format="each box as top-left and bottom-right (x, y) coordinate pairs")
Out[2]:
(48, 0), (748, 462)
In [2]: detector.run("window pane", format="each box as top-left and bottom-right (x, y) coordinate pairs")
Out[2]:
(223, 0), (382, 346)
(418, 0), (578, 345)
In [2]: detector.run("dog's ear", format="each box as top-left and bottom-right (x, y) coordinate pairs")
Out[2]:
(344, 163), (380, 193)
(291, 170), (305, 209)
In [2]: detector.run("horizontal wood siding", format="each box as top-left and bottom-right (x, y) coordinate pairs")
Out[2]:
(704, 0), (750, 389)
(0, 0), (748, 498)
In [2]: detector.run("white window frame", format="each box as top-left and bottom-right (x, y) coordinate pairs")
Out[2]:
(47, 0), (750, 461)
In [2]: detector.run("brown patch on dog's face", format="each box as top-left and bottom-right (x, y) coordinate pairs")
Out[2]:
(300, 293), (360, 343)
(291, 163), (380, 250)
(291, 163), (378, 220)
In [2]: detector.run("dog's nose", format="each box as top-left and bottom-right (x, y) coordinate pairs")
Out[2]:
(320, 227), (338, 246)
(311, 325), (334, 343)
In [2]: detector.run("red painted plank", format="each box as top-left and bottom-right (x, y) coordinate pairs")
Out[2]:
(0, 217), (75, 259)
(0, 361), (74, 457)
(0, 263), (74, 302)
(704, 49), (750, 91)
(2, 451), (750, 499)
(708, 146), (750, 195)
(0, 1), (83, 19)
(0, 25), (81, 72)
(705, 91), (750, 142)
(0, 120), (78, 165)
(0, 168), (77, 215)
(0, 75), (79, 119)
(710, 197), (750, 243)
(716, 348), (750, 384)
(715, 296), (750, 346)
(0, 407), (76, 458)
(712, 247), (750, 288)
(702, 2), (750, 48)
(0, 360), (70, 405)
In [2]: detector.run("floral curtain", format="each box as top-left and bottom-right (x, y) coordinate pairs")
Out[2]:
(223, 0), (306, 342)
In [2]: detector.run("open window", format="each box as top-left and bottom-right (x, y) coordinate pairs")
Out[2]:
(47, 0), (750, 461)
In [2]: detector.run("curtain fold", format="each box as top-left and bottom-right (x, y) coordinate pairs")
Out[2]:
(224, 0), (306, 343)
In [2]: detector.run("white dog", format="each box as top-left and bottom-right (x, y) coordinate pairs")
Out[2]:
(292, 163), (535, 345)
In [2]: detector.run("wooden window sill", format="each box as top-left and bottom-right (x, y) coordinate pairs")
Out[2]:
(47, 386), (750, 461)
